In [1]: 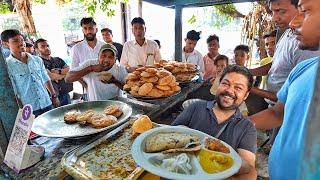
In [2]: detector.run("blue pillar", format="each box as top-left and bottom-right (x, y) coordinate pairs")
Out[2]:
(174, 5), (182, 61)
(0, 51), (19, 151)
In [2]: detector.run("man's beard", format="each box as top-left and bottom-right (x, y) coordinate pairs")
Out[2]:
(84, 33), (96, 41)
(216, 91), (239, 110)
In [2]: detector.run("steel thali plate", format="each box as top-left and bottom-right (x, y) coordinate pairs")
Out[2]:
(31, 100), (132, 138)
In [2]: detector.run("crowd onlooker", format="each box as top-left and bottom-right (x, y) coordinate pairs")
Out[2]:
(2, 29), (59, 117)
(35, 38), (73, 106)
(203, 34), (220, 80)
(101, 27), (123, 60)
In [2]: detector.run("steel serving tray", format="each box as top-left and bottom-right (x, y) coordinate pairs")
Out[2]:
(31, 100), (132, 138)
(61, 120), (162, 179)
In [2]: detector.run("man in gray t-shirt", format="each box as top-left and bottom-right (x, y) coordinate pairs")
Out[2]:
(172, 65), (257, 179)
(250, 0), (320, 104)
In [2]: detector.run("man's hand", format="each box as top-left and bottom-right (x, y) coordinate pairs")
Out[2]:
(52, 97), (60, 107)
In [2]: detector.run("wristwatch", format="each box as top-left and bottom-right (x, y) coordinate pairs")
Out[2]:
(51, 94), (58, 99)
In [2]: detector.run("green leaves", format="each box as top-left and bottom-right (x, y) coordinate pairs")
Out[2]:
(79, 0), (128, 17)
(0, 2), (11, 14)
(187, 14), (196, 24)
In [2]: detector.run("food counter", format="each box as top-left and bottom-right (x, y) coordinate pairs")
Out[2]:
(0, 81), (204, 179)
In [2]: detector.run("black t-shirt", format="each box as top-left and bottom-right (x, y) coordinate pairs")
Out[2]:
(42, 57), (73, 94)
(171, 100), (257, 153)
(113, 42), (123, 60)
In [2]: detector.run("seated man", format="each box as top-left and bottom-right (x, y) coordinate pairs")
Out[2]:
(3, 29), (59, 117)
(120, 17), (161, 72)
(172, 65), (257, 179)
(65, 44), (127, 101)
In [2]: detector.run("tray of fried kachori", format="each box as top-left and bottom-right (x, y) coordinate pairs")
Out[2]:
(32, 100), (132, 138)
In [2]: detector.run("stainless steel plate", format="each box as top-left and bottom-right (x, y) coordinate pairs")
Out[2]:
(31, 100), (132, 138)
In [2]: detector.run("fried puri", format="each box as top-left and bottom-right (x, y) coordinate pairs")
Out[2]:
(156, 85), (171, 91)
(104, 105), (120, 115)
(141, 76), (159, 83)
(138, 83), (153, 96)
(146, 88), (164, 98)
(145, 68), (157, 74)
(64, 111), (81, 123)
(91, 115), (117, 128)
(76, 110), (95, 124)
(158, 75), (174, 86)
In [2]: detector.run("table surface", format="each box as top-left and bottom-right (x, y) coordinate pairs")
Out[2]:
(1, 81), (204, 179)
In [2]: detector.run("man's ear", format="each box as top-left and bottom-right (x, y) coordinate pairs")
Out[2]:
(243, 90), (250, 100)
(3, 41), (9, 48)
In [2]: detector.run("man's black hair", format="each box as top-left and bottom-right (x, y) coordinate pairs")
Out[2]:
(154, 39), (160, 48)
(34, 38), (47, 48)
(1, 29), (21, 42)
(186, 30), (201, 41)
(263, 30), (277, 39)
(234, 44), (250, 54)
(131, 17), (145, 25)
(220, 64), (254, 90)
(80, 17), (96, 26)
(214, 55), (229, 66)
(268, 0), (299, 7)
(26, 42), (33, 48)
(101, 28), (113, 35)
(207, 34), (219, 44)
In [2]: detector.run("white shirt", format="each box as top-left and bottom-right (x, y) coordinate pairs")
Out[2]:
(70, 39), (105, 70)
(181, 49), (204, 76)
(120, 39), (161, 68)
(72, 59), (128, 101)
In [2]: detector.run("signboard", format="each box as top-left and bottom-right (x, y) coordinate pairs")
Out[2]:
(3, 104), (34, 173)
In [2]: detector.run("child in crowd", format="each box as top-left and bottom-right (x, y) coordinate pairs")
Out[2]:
(203, 34), (220, 80)
(210, 55), (229, 95)
(234, 45), (250, 66)
(3, 29), (58, 117)
(65, 43), (128, 101)
(179, 30), (205, 77)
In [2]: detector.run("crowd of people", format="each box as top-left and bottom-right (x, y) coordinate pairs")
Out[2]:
(1, 0), (320, 178)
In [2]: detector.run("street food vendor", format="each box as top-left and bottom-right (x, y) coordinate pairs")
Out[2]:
(65, 43), (127, 101)
(120, 17), (162, 72)
(172, 65), (257, 179)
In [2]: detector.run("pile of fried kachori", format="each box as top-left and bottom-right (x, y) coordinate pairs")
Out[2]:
(64, 105), (123, 129)
(155, 61), (198, 82)
(124, 65), (181, 98)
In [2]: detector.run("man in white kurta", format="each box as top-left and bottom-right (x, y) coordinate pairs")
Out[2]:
(120, 17), (161, 72)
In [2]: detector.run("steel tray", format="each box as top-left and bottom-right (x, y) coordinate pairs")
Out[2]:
(31, 100), (132, 138)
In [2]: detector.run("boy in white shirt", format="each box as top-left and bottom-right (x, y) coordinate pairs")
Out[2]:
(66, 43), (128, 101)
(175, 30), (205, 77)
